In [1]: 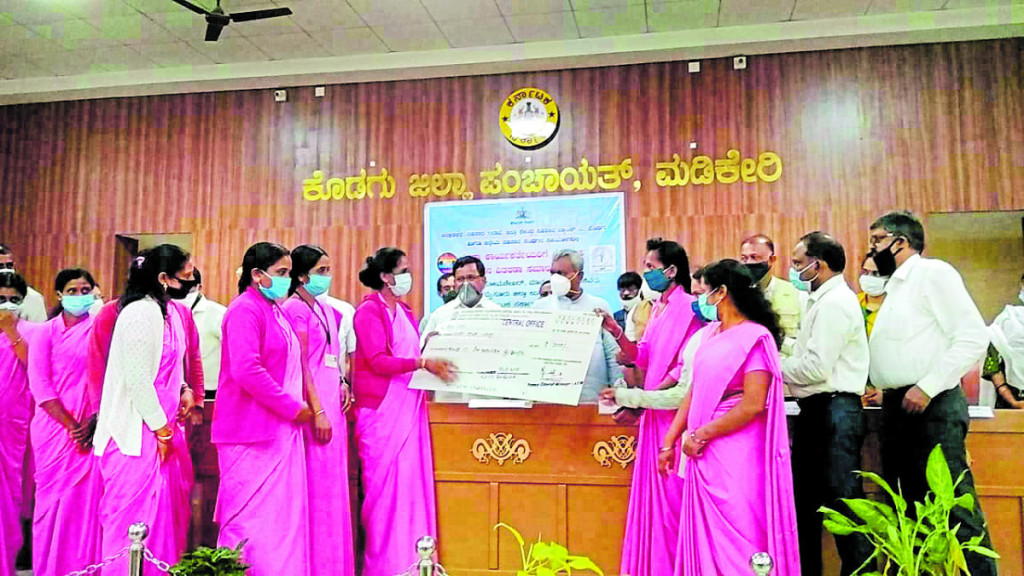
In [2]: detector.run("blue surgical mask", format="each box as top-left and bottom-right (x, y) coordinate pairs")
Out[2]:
(696, 292), (719, 322)
(643, 267), (672, 292)
(258, 273), (291, 301)
(305, 274), (332, 297)
(789, 261), (818, 293)
(61, 294), (96, 317)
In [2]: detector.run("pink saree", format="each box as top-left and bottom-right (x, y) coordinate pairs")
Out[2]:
(215, 308), (310, 576)
(28, 315), (102, 576)
(0, 322), (32, 576)
(354, 303), (437, 576)
(282, 296), (355, 576)
(98, 305), (194, 575)
(621, 286), (701, 576)
(676, 321), (800, 576)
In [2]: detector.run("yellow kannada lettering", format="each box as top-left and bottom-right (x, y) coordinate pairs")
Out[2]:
(714, 149), (741, 184)
(480, 163), (503, 196)
(756, 152), (782, 182)
(653, 150), (784, 187)
(302, 170), (326, 201)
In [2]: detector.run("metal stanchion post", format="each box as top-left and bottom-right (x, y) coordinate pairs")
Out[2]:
(416, 536), (437, 576)
(128, 522), (149, 576)
(750, 552), (773, 576)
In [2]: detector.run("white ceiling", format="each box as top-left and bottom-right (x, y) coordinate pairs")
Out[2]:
(0, 0), (1022, 101)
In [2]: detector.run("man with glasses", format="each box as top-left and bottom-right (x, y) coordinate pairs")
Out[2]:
(0, 244), (47, 322)
(866, 211), (996, 576)
(420, 256), (501, 348)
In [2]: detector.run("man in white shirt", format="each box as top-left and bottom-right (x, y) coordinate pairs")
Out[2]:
(419, 272), (457, 334)
(421, 256), (502, 348)
(867, 211), (995, 576)
(0, 243), (47, 322)
(180, 269), (227, 401)
(781, 232), (872, 576)
(532, 249), (622, 404)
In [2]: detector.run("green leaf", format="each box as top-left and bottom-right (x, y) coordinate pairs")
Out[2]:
(925, 445), (954, 505)
(824, 519), (864, 536)
(859, 471), (907, 514)
(549, 543), (569, 564)
(537, 567), (556, 576)
(953, 492), (975, 512)
(567, 556), (605, 575)
(844, 498), (894, 533)
(533, 542), (552, 562)
(963, 546), (1001, 559)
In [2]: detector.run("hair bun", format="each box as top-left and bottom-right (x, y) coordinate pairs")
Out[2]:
(365, 256), (374, 265)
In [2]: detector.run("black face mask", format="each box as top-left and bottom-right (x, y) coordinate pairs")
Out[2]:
(167, 278), (199, 300)
(441, 290), (458, 304)
(744, 262), (771, 282)
(872, 239), (904, 277)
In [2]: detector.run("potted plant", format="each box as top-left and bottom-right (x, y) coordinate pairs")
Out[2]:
(494, 523), (604, 575)
(820, 445), (999, 575)
(169, 540), (249, 576)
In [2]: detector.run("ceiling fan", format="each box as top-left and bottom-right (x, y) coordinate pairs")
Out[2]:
(169, 0), (293, 42)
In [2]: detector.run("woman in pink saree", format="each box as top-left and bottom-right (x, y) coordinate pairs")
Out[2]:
(282, 245), (355, 576)
(352, 247), (455, 576)
(660, 259), (800, 576)
(27, 269), (103, 576)
(93, 245), (197, 575)
(214, 242), (316, 576)
(0, 273), (33, 576)
(599, 238), (702, 576)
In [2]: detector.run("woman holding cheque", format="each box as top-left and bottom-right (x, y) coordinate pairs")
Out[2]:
(353, 247), (456, 576)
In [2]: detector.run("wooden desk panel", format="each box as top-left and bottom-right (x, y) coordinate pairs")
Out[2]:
(430, 405), (1024, 576)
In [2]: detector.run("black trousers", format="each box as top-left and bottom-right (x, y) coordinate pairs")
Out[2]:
(792, 393), (874, 576)
(881, 386), (997, 576)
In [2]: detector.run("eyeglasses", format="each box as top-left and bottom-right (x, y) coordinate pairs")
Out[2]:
(0, 295), (24, 305)
(455, 274), (481, 283)
(868, 232), (894, 247)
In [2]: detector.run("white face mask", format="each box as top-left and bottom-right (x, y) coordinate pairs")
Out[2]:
(390, 272), (413, 297)
(1018, 289), (1024, 305)
(620, 295), (641, 311)
(0, 302), (21, 313)
(549, 273), (572, 298)
(859, 275), (887, 297)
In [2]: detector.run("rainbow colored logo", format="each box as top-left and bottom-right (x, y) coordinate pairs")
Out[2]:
(436, 253), (457, 274)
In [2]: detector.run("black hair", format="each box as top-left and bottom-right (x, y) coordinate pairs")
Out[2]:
(120, 244), (190, 317)
(436, 273), (454, 295)
(741, 234), (775, 255)
(288, 244), (328, 296)
(193, 268), (203, 285)
(50, 268), (97, 319)
(454, 256), (486, 278)
(800, 231), (846, 273)
(239, 242), (290, 295)
(702, 259), (783, 350)
(359, 247), (406, 290)
(0, 271), (28, 297)
(870, 210), (925, 252)
(692, 265), (708, 281)
(617, 271), (642, 290)
(1020, 272), (1024, 283)
(0, 244), (11, 256)
(539, 280), (551, 295)
(645, 237), (692, 293)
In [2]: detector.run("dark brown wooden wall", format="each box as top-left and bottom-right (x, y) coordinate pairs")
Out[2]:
(2, 39), (1023, 311)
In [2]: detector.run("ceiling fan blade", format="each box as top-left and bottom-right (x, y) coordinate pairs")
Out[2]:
(230, 7), (292, 22)
(168, 0), (211, 16)
(204, 20), (225, 41)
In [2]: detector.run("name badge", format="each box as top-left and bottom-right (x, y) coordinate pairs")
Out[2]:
(325, 354), (339, 369)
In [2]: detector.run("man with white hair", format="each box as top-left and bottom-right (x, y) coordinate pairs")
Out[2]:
(532, 249), (622, 403)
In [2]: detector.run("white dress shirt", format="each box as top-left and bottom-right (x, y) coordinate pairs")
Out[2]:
(320, 295), (357, 373)
(532, 291), (622, 403)
(782, 275), (869, 399)
(868, 254), (988, 397)
(21, 286), (48, 323)
(420, 294), (502, 348)
(190, 294), (227, 393)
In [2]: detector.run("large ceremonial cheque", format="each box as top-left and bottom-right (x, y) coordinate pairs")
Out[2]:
(410, 308), (602, 405)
